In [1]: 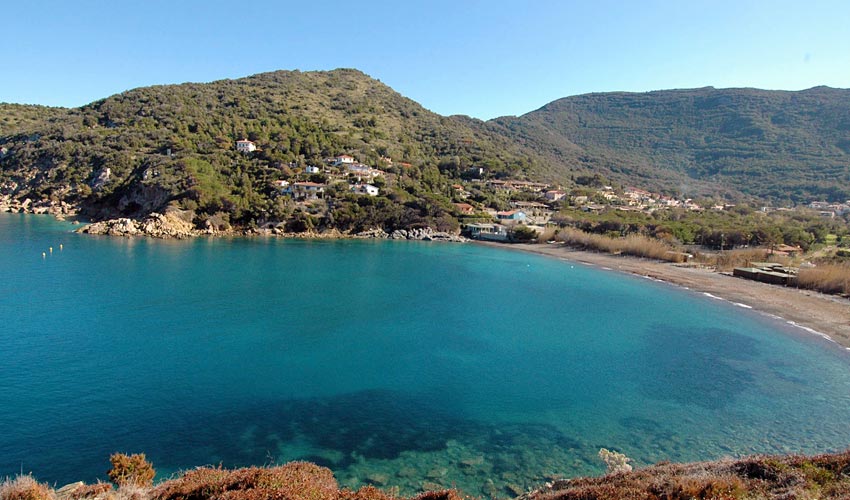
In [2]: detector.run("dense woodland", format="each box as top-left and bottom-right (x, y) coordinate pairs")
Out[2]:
(493, 86), (850, 202)
(2, 69), (850, 236)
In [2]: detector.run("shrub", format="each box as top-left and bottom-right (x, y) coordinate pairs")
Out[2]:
(598, 448), (632, 474)
(152, 462), (337, 500)
(0, 476), (54, 500)
(109, 453), (156, 488)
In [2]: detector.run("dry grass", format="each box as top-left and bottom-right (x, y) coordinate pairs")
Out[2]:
(535, 227), (559, 243)
(69, 483), (112, 500)
(797, 263), (850, 295)
(528, 450), (850, 500)
(152, 462), (340, 500)
(694, 248), (771, 271)
(0, 476), (55, 500)
(556, 228), (687, 263)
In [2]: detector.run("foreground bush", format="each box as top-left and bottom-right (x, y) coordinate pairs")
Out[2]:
(109, 453), (156, 488)
(0, 476), (54, 500)
(152, 462), (340, 500)
(529, 449), (850, 500)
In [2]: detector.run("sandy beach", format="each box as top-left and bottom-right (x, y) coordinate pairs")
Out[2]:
(480, 241), (850, 351)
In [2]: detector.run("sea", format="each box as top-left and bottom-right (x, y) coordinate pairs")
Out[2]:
(1, 213), (849, 497)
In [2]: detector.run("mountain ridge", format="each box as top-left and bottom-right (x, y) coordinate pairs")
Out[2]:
(2, 69), (849, 234)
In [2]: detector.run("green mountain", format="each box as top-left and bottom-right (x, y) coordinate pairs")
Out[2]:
(2, 70), (849, 234)
(493, 86), (850, 203)
(0, 69), (550, 232)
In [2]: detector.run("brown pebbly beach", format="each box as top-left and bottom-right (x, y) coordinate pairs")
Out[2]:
(478, 241), (850, 351)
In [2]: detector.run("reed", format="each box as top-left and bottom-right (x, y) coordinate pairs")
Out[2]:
(797, 263), (850, 296)
(556, 228), (686, 263)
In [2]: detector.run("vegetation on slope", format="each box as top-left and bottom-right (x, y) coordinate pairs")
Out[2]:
(495, 86), (850, 203)
(0, 69), (549, 231)
(3, 72), (850, 233)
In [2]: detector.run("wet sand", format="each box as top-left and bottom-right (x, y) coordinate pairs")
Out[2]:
(479, 241), (850, 351)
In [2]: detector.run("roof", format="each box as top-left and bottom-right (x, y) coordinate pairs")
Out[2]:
(294, 182), (325, 187)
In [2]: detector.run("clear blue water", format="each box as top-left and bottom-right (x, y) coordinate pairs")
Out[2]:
(1, 214), (849, 496)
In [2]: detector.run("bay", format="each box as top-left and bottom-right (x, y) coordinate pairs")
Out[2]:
(1, 214), (848, 496)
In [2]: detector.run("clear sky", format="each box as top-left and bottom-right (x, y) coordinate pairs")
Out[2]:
(4, 0), (850, 120)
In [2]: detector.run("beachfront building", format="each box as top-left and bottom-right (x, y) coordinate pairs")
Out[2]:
(465, 223), (509, 241)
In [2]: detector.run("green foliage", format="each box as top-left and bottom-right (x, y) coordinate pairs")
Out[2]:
(494, 86), (850, 203)
(552, 206), (848, 250)
(0, 69), (546, 232)
(108, 452), (156, 487)
(510, 225), (539, 242)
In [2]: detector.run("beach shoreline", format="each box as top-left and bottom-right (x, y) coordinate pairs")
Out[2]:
(477, 241), (850, 351)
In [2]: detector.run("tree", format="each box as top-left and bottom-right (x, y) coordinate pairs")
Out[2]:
(510, 225), (539, 242)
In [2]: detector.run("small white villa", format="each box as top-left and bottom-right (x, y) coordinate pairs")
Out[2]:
(350, 183), (379, 196)
(236, 139), (256, 153)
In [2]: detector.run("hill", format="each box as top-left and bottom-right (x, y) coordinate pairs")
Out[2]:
(0, 69), (551, 233)
(2, 71), (850, 235)
(493, 86), (850, 203)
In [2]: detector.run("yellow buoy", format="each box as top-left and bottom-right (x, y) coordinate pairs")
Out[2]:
(60, 244), (63, 251)
(49, 247), (53, 253)
(42, 252), (46, 258)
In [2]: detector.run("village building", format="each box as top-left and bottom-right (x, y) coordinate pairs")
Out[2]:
(496, 209), (527, 222)
(544, 190), (566, 202)
(350, 183), (379, 196)
(332, 154), (356, 166)
(453, 203), (475, 215)
(289, 182), (325, 200)
(236, 139), (256, 153)
(305, 165), (320, 174)
(465, 223), (509, 241)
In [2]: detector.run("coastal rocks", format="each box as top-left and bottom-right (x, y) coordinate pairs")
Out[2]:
(0, 195), (78, 217)
(355, 227), (467, 242)
(77, 212), (198, 239)
(354, 228), (390, 239)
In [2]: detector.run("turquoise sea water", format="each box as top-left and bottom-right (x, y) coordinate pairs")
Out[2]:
(1, 214), (849, 497)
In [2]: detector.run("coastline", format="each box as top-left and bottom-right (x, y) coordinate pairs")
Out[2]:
(477, 241), (850, 351)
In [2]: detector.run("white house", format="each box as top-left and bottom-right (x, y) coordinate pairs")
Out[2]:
(305, 165), (320, 174)
(544, 190), (566, 202)
(350, 184), (379, 196)
(332, 154), (356, 166)
(236, 139), (256, 153)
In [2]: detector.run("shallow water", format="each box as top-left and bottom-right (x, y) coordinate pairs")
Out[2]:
(1, 214), (848, 497)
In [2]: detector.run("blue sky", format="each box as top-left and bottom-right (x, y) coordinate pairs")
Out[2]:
(5, 0), (850, 119)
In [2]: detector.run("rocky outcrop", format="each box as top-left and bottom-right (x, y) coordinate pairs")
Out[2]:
(77, 212), (199, 239)
(0, 194), (78, 217)
(355, 227), (466, 242)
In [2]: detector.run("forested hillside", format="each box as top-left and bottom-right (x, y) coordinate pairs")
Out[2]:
(2, 70), (849, 234)
(0, 69), (549, 232)
(494, 86), (850, 203)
